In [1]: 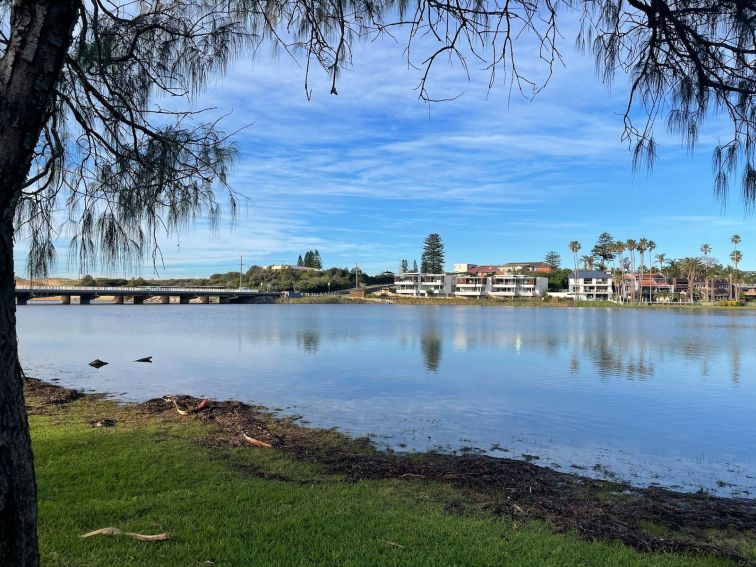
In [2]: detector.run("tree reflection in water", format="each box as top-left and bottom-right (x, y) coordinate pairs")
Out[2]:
(421, 332), (443, 372)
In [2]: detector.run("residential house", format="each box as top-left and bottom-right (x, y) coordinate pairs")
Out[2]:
(570, 271), (614, 301)
(500, 262), (552, 274)
(622, 273), (673, 302)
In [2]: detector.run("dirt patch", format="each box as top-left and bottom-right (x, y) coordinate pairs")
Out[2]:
(27, 383), (756, 561)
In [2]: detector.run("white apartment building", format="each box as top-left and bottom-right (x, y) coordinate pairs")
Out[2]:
(489, 275), (548, 298)
(396, 273), (547, 298)
(394, 273), (454, 297)
(569, 271), (613, 301)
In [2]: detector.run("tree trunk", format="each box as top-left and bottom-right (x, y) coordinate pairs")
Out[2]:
(0, 1), (80, 564)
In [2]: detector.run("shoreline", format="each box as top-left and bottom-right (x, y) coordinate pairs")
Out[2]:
(25, 376), (756, 562)
(281, 295), (756, 310)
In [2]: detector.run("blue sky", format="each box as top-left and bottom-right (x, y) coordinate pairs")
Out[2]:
(18, 29), (756, 277)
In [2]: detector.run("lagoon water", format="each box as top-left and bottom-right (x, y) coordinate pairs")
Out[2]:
(17, 304), (756, 496)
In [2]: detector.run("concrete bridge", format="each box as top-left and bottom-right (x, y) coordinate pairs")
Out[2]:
(15, 286), (282, 305)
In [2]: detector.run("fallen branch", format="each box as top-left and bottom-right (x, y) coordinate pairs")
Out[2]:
(167, 397), (210, 416)
(172, 399), (191, 416)
(80, 527), (169, 541)
(242, 432), (272, 448)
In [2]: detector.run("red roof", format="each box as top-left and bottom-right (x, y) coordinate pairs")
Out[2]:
(468, 265), (500, 275)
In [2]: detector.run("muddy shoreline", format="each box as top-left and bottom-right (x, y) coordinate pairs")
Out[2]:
(25, 377), (756, 562)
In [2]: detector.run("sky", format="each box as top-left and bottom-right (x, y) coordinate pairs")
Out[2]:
(16, 20), (756, 277)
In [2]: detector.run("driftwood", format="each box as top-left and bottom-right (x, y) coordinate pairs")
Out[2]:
(242, 432), (272, 448)
(166, 397), (210, 416)
(80, 527), (169, 541)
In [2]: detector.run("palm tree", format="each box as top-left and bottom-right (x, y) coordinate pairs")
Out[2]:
(731, 250), (743, 301)
(580, 255), (594, 270)
(614, 241), (626, 302)
(638, 238), (648, 303)
(626, 239), (637, 303)
(700, 243), (712, 302)
(679, 257), (703, 304)
(731, 234), (742, 252)
(569, 241), (581, 302)
(655, 253), (666, 272)
(647, 240), (656, 301)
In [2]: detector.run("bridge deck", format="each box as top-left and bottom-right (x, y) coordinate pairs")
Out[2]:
(15, 286), (274, 297)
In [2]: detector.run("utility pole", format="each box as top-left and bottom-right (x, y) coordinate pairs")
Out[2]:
(239, 256), (243, 289)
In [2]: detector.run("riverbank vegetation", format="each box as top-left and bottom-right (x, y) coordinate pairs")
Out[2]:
(26, 378), (755, 566)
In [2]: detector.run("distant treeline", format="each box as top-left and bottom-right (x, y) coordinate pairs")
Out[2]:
(77, 266), (394, 293)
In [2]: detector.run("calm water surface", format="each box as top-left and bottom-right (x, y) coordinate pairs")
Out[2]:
(17, 304), (756, 496)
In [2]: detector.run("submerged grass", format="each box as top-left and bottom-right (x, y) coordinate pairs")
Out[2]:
(27, 380), (754, 566)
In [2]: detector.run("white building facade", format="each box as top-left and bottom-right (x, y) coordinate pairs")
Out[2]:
(393, 273), (455, 297)
(568, 271), (613, 301)
(395, 273), (547, 298)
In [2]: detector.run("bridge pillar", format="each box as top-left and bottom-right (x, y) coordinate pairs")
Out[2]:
(16, 293), (29, 306)
(179, 296), (190, 304)
(218, 296), (229, 304)
(113, 295), (124, 304)
(133, 295), (145, 305)
(79, 294), (94, 305)
(60, 295), (71, 305)
(158, 295), (170, 304)
(198, 295), (209, 304)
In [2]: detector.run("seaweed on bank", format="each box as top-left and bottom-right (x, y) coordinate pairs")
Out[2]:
(25, 380), (756, 562)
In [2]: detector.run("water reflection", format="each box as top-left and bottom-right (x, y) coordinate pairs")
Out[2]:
(296, 330), (320, 354)
(420, 333), (442, 372)
(229, 307), (751, 381)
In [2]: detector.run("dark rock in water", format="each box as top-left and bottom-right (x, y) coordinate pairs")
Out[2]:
(135, 356), (152, 363)
(89, 359), (108, 368)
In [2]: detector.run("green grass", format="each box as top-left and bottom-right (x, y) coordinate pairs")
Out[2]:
(32, 398), (738, 566)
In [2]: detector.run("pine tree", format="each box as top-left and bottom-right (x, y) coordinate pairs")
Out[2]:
(591, 232), (615, 270)
(412, 260), (418, 272)
(544, 251), (561, 270)
(313, 250), (322, 269)
(304, 250), (313, 267)
(421, 234), (445, 274)
(401, 259), (409, 273)
(297, 255), (304, 267)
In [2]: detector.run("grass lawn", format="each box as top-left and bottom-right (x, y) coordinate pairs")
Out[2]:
(30, 390), (748, 566)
